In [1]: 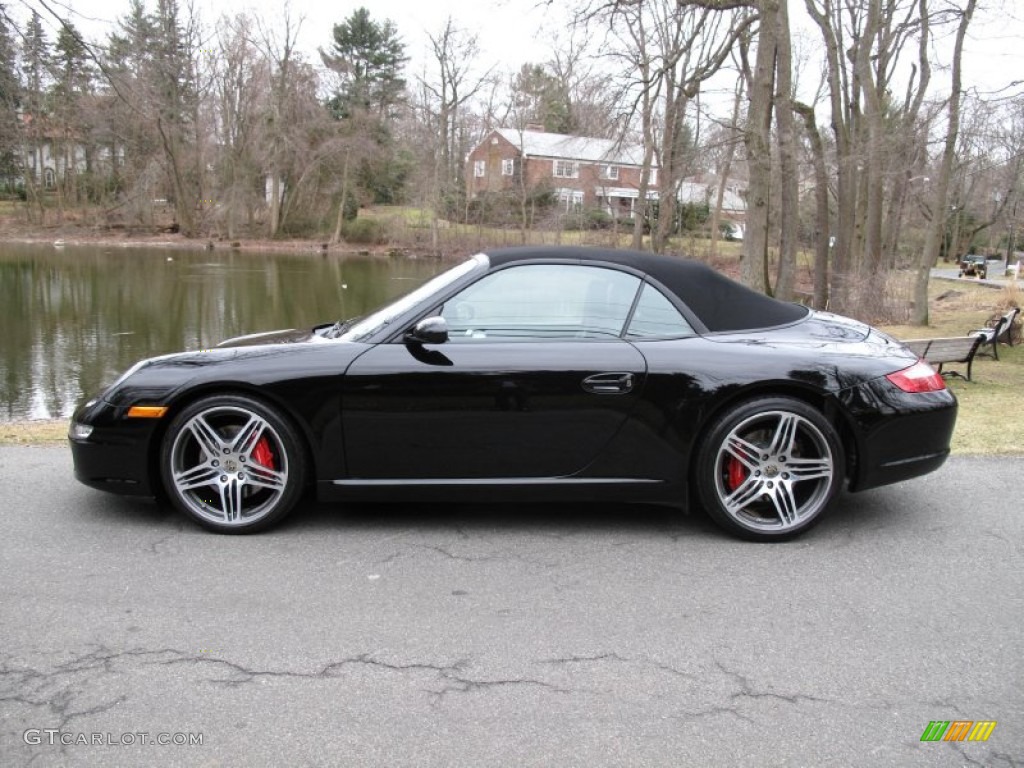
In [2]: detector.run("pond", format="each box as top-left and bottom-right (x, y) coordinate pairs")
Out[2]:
(0, 244), (444, 421)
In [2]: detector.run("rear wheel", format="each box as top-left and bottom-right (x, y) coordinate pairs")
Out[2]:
(159, 394), (306, 533)
(696, 397), (844, 541)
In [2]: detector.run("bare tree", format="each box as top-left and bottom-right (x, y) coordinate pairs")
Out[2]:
(738, 1), (774, 292)
(581, 0), (754, 253)
(20, 10), (49, 222)
(707, 77), (745, 261)
(914, 0), (977, 324)
(803, 0), (937, 312)
(254, 7), (303, 237)
(419, 18), (492, 225)
(210, 13), (270, 239)
(582, 1), (658, 249)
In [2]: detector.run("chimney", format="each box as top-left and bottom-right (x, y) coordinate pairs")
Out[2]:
(525, 123), (545, 132)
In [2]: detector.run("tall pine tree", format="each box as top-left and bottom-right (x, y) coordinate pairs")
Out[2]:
(323, 7), (406, 120)
(0, 4), (20, 183)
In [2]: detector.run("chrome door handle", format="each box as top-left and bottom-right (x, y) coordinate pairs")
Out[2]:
(581, 372), (635, 394)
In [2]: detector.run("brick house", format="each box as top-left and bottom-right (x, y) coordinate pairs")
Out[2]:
(465, 127), (656, 219)
(466, 127), (748, 228)
(18, 111), (123, 190)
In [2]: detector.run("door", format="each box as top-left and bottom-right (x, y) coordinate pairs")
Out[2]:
(341, 264), (648, 480)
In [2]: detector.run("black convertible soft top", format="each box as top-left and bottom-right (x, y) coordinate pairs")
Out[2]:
(484, 246), (809, 333)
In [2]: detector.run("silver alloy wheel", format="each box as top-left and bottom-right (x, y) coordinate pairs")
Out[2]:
(712, 409), (835, 533)
(167, 405), (290, 527)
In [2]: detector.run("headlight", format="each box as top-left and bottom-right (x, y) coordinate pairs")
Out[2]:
(69, 422), (94, 440)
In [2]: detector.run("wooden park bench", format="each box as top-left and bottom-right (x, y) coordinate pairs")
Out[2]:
(902, 335), (985, 381)
(969, 309), (1017, 361)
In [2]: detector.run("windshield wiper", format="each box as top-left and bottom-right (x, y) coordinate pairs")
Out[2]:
(324, 317), (361, 339)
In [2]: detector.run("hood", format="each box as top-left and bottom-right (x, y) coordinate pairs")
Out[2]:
(217, 326), (328, 348)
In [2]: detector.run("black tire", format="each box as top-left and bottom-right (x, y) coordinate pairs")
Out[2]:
(159, 394), (306, 533)
(695, 397), (844, 541)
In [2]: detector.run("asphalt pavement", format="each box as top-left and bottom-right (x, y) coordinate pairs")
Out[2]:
(0, 446), (1021, 767)
(932, 257), (1020, 288)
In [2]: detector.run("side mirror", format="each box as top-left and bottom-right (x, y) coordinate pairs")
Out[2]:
(405, 316), (449, 345)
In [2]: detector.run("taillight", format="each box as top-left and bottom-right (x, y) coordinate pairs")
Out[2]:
(885, 360), (946, 393)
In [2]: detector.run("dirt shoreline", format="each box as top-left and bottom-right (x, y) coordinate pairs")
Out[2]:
(1, 420), (68, 445)
(0, 228), (411, 256)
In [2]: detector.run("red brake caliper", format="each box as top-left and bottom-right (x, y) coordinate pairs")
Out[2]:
(726, 457), (747, 491)
(251, 437), (275, 469)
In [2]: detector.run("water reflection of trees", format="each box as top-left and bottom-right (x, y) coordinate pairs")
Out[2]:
(0, 246), (440, 420)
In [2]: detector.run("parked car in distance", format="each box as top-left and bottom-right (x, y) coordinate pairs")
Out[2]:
(958, 254), (988, 279)
(69, 246), (958, 541)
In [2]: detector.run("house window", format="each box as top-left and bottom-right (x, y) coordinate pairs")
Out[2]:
(600, 165), (619, 181)
(501, 158), (515, 176)
(647, 168), (658, 185)
(556, 187), (584, 211)
(474, 160), (486, 178)
(553, 160), (579, 179)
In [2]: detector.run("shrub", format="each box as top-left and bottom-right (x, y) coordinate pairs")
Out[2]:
(342, 217), (388, 244)
(342, 191), (359, 222)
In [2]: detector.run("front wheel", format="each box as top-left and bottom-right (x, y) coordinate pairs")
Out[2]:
(695, 397), (844, 541)
(159, 394), (306, 533)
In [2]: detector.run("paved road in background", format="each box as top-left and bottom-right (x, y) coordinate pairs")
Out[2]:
(932, 257), (1019, 288)
(1, 446), (1021, 767)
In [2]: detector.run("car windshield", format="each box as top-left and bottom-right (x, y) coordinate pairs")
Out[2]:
(338, 253), (489, 342)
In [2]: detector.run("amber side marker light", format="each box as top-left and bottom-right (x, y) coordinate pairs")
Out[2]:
(886, 360), (947, 393)
(127, 405), (169, 418)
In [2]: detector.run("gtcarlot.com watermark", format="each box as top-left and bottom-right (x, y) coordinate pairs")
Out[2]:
(24, 729), (203, 747)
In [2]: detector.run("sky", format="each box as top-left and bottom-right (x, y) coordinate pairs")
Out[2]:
(13, 0), (1024, 107)
(18, 0), (561, 75)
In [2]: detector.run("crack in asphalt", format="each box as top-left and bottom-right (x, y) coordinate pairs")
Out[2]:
(425, 676), (572, 707)
(713, 659), (833, 707)
(540, 651), (698, 681)
(144, 530), (181, 556)
(669, 705), (757, 724)
(159, 651), (573, 702)
(950, 741), (1021, 768)
(157, 651), (473, 688)
(0, 653), (132, 757)
(2, 646), (573, 728)
(5, 645), (1016, 761)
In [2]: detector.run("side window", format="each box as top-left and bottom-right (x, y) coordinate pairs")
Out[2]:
(440, 265), (641, 341)
(626, 283), (695, 339)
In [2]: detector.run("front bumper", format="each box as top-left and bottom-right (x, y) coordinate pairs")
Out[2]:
(69, 399), (162, 497)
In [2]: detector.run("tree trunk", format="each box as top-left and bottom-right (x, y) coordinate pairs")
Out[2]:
(913, 0), (975, 325)
(794, 101), (830, 309)
(331, 149), (351, 245)
(710, 81), (743, 261)
(773, 0), (797, 301)
(741, 0), (778, 293)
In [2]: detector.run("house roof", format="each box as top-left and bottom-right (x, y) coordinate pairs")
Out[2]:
(676, 180), (746, 213)
(496, 128), (646, 167)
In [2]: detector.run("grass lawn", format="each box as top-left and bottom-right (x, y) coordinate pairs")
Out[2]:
(879, 279), (1022, 455)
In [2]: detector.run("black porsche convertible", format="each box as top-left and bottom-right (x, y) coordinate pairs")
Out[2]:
(69, 246), (957, 541)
